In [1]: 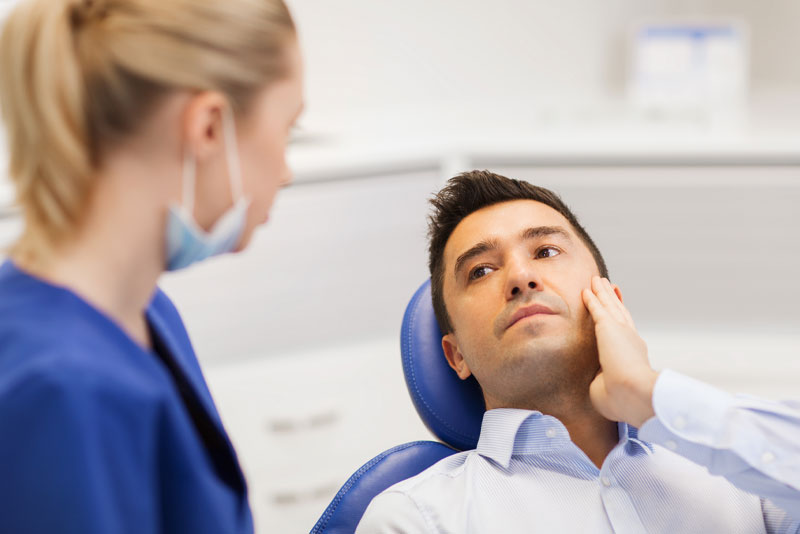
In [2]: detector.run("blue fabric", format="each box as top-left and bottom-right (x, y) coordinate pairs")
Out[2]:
(400, 279), (484, 451)
(356, 409), (781, 534)
(0, 261), (253, 534)
(310, 441), (456, 534)
(640, 369), (800, 529)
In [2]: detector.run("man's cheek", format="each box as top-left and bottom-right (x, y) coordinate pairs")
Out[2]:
(574, 302), (596, 338)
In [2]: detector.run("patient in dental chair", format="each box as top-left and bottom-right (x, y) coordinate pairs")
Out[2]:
(356, 171), (793, 534)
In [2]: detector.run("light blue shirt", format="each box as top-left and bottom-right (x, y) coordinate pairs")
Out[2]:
(640, 369), (800, 531)
(357, 392), (797, 533)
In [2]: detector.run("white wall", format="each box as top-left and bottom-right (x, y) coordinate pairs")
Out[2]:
(288, 0), (800, 137)
(665, 0), (800, 88)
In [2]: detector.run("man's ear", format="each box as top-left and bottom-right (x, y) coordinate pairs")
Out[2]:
(442, 333), (472, 380)
(612, 283), (624, 303)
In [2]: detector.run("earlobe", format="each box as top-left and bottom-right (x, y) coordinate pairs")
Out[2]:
(442, 334), (472, 380)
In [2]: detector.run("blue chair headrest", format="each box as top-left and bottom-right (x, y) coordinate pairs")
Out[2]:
(400, 279), (485, 451)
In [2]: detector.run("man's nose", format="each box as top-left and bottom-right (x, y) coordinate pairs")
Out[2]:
(504, 255), (543, 301)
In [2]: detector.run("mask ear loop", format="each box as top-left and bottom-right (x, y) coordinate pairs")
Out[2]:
(221, 106), (244, 202)
(182, 148), (196, 215)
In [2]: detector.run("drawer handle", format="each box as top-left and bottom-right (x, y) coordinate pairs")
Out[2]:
(267, 410), (340, 434)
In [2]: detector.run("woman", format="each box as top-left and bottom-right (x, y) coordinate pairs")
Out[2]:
(0, 0), (303, 532)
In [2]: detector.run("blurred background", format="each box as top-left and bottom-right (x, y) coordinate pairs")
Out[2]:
(1, 0), (799, 532)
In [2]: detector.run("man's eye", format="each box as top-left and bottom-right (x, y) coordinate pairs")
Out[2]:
(536, 247), (561, 259)
(469, 265), (494, 281)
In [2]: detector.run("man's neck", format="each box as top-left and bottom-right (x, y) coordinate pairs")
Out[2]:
(555, 405), (620, 469)
(487, 394), (619, 469)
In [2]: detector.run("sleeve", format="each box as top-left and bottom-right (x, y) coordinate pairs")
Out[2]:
(355, 491), (433, 534)
(0, 363), (161, 534)
(639, 369), (800, 530)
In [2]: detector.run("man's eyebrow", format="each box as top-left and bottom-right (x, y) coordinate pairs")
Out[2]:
(454, 239), (499, 278)
(452, 227), (573, 278)
(521, 226), (573, 242)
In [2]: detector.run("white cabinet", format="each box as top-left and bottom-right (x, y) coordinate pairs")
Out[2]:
(205, 339), (432, 534)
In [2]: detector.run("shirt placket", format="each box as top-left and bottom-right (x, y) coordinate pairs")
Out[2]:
(599, 447), (648, 534)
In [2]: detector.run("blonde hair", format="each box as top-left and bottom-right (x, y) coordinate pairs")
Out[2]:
(0, 0), (295, 263)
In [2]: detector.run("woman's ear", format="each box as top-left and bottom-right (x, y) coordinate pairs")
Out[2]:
(442, 334), (472, 380)
(182, 91), (227, 160)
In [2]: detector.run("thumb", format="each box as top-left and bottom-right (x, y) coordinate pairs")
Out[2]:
(589, 371), (611, 419)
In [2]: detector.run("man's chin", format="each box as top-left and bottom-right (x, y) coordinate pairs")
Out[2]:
(506, 321), (599, 363)
(501, 333), (573, 362)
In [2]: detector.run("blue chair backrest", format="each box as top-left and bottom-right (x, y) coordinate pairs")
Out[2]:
(309, 441), (455, 534)
(310, 280), (486, 533)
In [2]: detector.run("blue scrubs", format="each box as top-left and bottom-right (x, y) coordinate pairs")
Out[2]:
(0, 261), (254, 534)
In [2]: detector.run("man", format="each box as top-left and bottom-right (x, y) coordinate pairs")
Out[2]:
(356, 170), (798, 533)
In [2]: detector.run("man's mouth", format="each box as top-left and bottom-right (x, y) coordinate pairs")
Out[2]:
(506, 304), (557, 330)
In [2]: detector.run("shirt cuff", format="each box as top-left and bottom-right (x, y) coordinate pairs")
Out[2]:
(639, 369), (735, 450)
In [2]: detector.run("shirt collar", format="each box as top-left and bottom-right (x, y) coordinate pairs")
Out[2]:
(476, 409), (654, 469)
(623, 422), (655, 455)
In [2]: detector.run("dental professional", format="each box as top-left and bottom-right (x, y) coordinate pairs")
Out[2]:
(0, 0), (303, 532)
(584, 276), (800, 525)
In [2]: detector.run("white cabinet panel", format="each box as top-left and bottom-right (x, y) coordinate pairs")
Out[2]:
(205, 338), (433, 534)
(643, 329), (800, 400)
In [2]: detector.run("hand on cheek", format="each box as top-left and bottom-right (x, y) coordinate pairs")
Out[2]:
(582, 276), (659, 427)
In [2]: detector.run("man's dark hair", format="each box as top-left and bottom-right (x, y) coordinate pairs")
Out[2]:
(428, 170), (609, 333)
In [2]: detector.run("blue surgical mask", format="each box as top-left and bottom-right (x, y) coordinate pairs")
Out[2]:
(165, 108), (251, 271)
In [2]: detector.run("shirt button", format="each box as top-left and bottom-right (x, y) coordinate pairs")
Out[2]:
(672, 416), (687, 430)
(545, 428), (557, 438)
(762, 451), (776, 464)
(601, 476), (611, 487)
(665, 440), (678, 451)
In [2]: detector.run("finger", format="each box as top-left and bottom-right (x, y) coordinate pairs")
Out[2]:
(606, 279), (637, 329)
(618, 298), (636, 329)
(593, 276), (627, 324)
(582, 287), (610, 323)
(603, 278), (634, 328)
(589, 371), (605, 398)
(589, 372), (612, 419)
(603, 278), (636, 328)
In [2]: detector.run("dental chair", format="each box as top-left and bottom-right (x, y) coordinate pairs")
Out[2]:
(309, 280), (486, 534)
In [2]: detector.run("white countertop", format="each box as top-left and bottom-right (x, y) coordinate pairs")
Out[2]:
(287, 127), (800, 183)
(287, 92), (800, 182)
